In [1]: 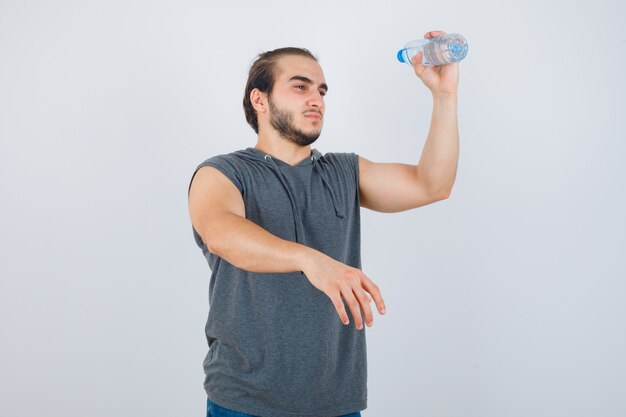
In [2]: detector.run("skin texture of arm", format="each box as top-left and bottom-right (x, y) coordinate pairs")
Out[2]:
(357, 94), (458, 213)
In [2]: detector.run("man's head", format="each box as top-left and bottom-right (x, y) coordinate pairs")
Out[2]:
(243, 47), (328, 146)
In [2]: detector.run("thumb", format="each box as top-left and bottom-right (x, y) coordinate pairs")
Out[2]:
(411, 51), (422, 65)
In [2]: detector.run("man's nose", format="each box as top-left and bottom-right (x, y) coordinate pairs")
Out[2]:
(307, 91), (324, 108)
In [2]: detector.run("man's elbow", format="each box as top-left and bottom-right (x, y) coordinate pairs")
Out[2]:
(436, 187), (452, 200)
(202, 225), (227, 258)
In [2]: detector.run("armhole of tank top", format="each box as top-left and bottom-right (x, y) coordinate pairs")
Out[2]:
(188, 159), (244, 198)
(352, 153), (361, 207)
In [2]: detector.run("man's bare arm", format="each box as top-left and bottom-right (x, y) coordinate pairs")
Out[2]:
(187, 165), (386, 328)
(188, 165), (313, 273)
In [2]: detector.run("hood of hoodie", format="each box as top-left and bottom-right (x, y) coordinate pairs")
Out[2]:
(232, 146), (345, 243)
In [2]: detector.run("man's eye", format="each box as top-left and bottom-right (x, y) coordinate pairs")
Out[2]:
(295, 85), (305, 90)
(320, 91), (326, 96)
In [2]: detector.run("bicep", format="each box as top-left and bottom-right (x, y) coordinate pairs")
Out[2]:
(188, 166), (245, 248)
(358, 156), (444, 213)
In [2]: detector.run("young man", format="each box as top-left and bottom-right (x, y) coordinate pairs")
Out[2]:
(188, 30), (460, 417)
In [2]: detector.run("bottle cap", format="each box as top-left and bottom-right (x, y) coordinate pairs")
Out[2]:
(397, 49), (405, 63)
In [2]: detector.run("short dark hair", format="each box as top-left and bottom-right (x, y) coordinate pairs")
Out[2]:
(243, 47), (318, 134)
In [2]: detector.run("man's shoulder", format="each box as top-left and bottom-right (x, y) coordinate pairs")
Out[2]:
(190, 149), (253, 195)
(319, 150), (359, 169)
(320, 150), (358, 157)
(195, 148), (252, 167)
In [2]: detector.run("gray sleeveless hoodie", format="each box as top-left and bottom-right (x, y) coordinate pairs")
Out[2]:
(188, 146), (367, 417)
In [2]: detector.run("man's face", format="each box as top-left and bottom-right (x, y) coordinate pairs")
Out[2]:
(266, 55), (327, 147)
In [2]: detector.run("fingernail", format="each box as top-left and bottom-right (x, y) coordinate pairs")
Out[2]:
(381, 307), (386, 314)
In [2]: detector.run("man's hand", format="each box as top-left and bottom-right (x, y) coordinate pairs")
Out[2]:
(301, 251), (386, 330)
(411, 30), (460, 97)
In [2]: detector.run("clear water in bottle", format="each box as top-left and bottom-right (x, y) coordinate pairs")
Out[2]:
(397, 33), (468, 66)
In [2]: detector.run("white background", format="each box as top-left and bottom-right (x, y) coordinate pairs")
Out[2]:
(1, 0), (625, 416)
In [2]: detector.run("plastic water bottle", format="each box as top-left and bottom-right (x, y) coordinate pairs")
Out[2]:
(397, 33), (468, 66)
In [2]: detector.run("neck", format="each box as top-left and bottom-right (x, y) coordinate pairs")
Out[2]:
(254, 132), (312, 167)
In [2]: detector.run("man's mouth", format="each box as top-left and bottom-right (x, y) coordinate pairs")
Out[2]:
(304, 112), (322, 120)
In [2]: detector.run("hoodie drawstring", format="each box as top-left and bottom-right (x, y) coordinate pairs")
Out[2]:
(262, 153), (345, 243)
(264, 154), (305, 242)
(313, 158), (345, 219)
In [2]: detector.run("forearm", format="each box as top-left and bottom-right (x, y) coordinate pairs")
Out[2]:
(207, 211), (315, 273)
(416, 93), (459, 195)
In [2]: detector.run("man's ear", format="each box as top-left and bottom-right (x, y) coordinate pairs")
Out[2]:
(250, 88), (268, 114)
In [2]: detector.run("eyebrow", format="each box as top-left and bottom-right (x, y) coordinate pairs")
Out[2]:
(288, 75), (328, 93)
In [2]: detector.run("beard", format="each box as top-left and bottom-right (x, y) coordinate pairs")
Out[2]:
(268, 97), (321, 147)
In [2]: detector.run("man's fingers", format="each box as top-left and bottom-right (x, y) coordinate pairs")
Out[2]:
(354, 287), (374, 328)
(332, 294), (350, 325)
(425, 30), (446, 38)
(341, 287), (365, 330)
(411, 51), (422, 65)
(411, 51), (429, 74)
(360, 274), (386, 315)
(328, 270), (385, 328)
